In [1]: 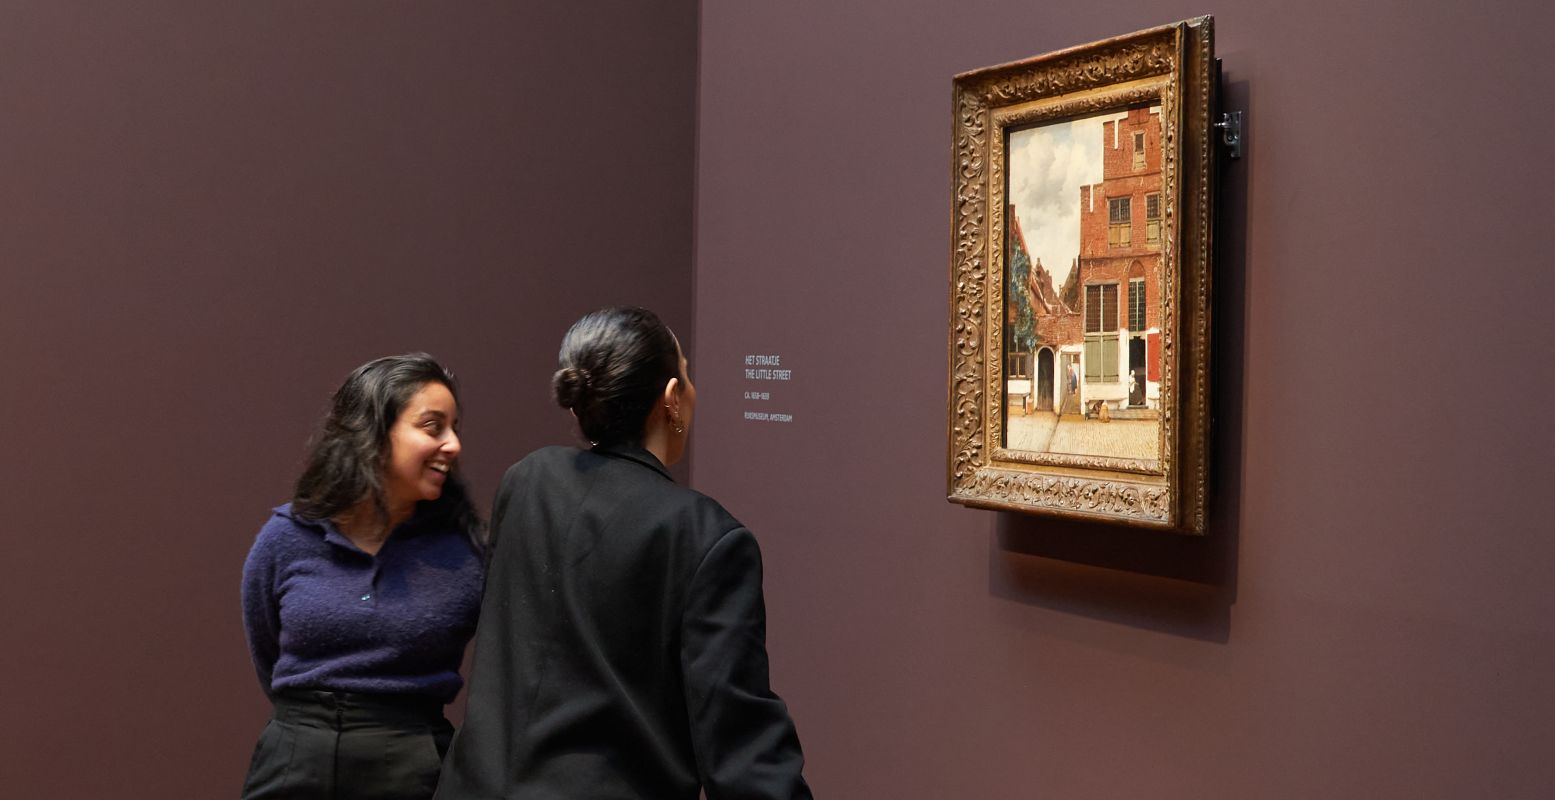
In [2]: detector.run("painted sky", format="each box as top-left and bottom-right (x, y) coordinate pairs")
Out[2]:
(1007, 110), (1128, 295)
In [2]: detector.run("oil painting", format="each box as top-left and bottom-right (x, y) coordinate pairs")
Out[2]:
(948, 18), (1216, 532)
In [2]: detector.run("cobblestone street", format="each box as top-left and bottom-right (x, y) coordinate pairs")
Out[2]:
(1005, 412), (1160, 460)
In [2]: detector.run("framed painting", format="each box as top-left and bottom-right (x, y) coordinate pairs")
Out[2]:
(947, 17), (1216, 533)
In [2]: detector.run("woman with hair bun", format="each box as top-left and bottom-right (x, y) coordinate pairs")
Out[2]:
(436, 307), (812, 800)
(239, 353), (484, 800)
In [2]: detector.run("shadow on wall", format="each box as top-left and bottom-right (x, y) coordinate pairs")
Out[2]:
(988, 72), (1253, 646)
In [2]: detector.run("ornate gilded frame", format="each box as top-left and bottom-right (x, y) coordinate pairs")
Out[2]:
(947, 18), (1216, 533)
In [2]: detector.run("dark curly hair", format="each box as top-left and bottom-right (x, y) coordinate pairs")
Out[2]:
(552, 307), (680, 447)
(292, 353), (482, 550)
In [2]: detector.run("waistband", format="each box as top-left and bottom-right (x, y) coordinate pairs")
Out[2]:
(270, 689), (445, 728)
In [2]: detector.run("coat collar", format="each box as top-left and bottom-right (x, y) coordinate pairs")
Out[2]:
(592, 443), (674, 482)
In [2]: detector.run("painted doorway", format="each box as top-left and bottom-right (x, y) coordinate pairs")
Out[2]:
(1059, 352), (1080, 415)
(1128, 337), (1146, 406)
(1036, 348), (1054, 411)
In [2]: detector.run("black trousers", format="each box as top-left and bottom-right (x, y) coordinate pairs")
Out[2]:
(240, 690), (454, 800)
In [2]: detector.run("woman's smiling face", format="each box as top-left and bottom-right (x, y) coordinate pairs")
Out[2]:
(383, 381), (461, 509)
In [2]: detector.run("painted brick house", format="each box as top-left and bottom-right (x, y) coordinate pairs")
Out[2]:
(1007, 210), (1080, 414)
(1075, 105), (1164, 413)
(1011, 105), (1165, 418)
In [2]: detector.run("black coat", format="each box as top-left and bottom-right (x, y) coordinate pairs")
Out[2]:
(435, 445), (811, 800)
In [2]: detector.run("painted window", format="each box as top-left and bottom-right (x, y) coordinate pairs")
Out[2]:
(1085, 283), (1118, 333)
(1108, 197), (1131, 248)
(1007, 350), (1029, 378)
(1128, 278), (1146, 331)
(1132, 130), (1146, 171)
(1146, 192), (1161, 245)
(1084, 283), (1119, 383)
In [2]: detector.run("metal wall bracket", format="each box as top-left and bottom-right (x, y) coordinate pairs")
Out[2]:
(1215, 111), (1243, 160)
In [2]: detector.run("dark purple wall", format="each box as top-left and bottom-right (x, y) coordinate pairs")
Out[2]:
(693, 1), (1555, 797)
(0, 3), (695, 797)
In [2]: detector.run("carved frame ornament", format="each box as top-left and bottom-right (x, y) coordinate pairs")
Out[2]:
(947, 18), (1216, 533)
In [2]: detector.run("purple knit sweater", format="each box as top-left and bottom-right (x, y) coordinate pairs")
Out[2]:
(241, 504), (483, 703)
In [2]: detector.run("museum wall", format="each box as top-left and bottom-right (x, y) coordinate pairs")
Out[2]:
(692, 1), (1555, 797)
(0, 2), (696, 797)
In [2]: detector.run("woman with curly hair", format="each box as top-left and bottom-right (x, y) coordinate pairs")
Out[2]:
(240, 353), (484, 800)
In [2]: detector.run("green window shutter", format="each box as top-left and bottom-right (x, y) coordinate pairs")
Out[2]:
(1084, 334), (1120, 382)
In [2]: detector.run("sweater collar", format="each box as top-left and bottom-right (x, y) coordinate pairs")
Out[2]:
(275, 503), (431, 552)
(592, 443), (674, 481)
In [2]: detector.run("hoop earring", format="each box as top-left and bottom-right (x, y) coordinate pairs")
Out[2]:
(666, 405), (684, 435)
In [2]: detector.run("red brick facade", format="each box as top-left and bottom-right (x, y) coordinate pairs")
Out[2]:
(1075, 106), (1164, 404)
(1009, 105), (1166, 414)
(1078, 106), (1164, 332)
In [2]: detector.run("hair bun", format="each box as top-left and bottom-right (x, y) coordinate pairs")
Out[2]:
(553, 365), (593, 410)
